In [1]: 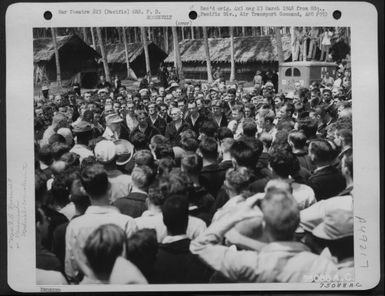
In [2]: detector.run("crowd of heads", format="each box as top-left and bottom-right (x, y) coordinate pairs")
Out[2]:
(34, 63), (353, 285)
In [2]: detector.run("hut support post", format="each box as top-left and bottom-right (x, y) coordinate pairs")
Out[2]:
(202, 26), (213, 83)
(96, 27), (112, 82)
(141, 27), (152, 79)
(90, 27), (96, 49)
(50, 27), (62, 87)
(122, 27), (138, 80)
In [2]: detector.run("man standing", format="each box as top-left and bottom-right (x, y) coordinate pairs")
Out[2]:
(147, 102), (166, 135)
(125, 101), (139, 132)
(185, 100), (206, 136)
(65, 164), (137, 283)
(307, 140), (346, 200)
(103, 113), (123, 141)
(130, 110), (160, 147)
(211, 100), (228, 128)
(165, 107), (191, 146)
(227, 105), (245, 140)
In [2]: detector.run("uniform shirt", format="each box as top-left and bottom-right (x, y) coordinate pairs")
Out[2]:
(65, 206), (137, 282)
(135, 210), (207, 243)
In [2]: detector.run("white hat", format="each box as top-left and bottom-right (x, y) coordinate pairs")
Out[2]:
(94, 140), (116, 163)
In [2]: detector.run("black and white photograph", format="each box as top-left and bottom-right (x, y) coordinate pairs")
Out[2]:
(5, 1), (381, 292)
(32, 25), (354, 285)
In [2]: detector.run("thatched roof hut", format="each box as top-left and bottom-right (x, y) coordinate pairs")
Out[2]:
(34, 34), (100, 88)
(164, 35), (291, 81)
(104, 42), (168, 78)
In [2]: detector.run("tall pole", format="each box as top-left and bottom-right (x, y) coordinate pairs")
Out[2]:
(190, 27), (195, 39)
(96, 27), (111, 82)
(163, 27), (169, 53)
(229, 27), (236, 82)
(202, 26), (213, 83)
(172, 26), (184, 81)
(122, 27), (137, 80)
(50, 27), (62, 87)
(275, 27), (284, 64)
(141, 27), (151, 79)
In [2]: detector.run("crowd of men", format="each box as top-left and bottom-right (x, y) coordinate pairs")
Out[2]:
(34, 62), (353, 285)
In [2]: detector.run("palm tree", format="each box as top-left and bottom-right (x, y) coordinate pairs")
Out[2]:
(202, 26), (213, 83)
(229, 27), (236, 82)
(141, 27), (151, 79)
(96, 27), (111, 82)
(122, 27), (137, 80)
(172, 26), (184, 80)
(50, 27), (62, 87)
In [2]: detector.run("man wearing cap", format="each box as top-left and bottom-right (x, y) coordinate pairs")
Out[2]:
(70, 121), (94, 164)
(165, 107), (191, 146)
(211, 100), (228, 128)
(114, 139), (135, 175)
(41, 85), (49, 100)
(103, 113), (123, 141)
(191, 188), (338, 282)
(94, 140), (132, 203)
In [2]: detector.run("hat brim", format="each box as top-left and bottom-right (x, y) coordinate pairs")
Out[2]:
(116, 153), (133, 166)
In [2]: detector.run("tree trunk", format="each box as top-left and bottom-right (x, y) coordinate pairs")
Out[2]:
(302, 27), (307, 61)
(252, 27), (257, 36)
(190, 27), (195, 39)
(242, 27), (246, 37)
(82, 27), (88, 43)
(172, 26), (184, 81)
(229, 27), (236, 82)
(290, 27), (297, 61)
(96, 27), (111, 82)
(90, 27), (96, 50)
(202, 26), (213, 83)
(218, 27), (222, 38)
(141, 27), (151, 79)
(163, 27), (169, 53)
(181, 27), (185, 40)
(50, 27), (62, 87)
(122, 27), (137, 80)
(275, 27), (284, 64)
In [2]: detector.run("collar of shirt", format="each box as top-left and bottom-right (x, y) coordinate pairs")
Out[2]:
(313, 164), (331, 173)
(85, 205), (120, 215)
(162, 234), (189, 244)
(141, 209), (161, 217)
(260, 241), (311, 254)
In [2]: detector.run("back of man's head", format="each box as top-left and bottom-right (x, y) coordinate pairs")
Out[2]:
(80, 163), (109, 198)
(297, 117), (318, 139)
(269, 150), (297, 178)
(242, 119), (258, 138)
(230, 139), (260, 169)
(309, 139), (333, 165)
(288, 131), (307, 150)
(199, 137), (218, 161)
(83, 224), (126, 281)
(134, 150), (155, 169)
(225, 167), (250, 195)
(131, 165), (153, 191)
(262, 188), (300, 241)
(181, 153), (203, 176)
(217, 127), (233, 141)
(199, 121), (218, 138)
(162, 195), (189, 236)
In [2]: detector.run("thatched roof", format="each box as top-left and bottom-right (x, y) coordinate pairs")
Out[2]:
(34, 34), (100, 63)
(104, 42), (166, 64)
(164, 35), (292, 64)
